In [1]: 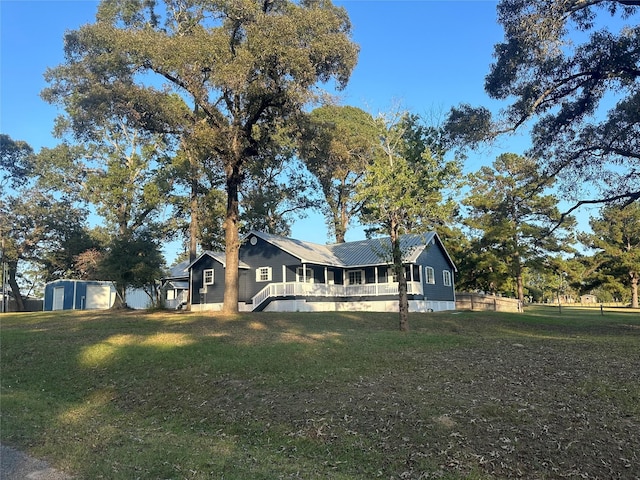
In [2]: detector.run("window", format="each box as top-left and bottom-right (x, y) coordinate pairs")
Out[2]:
(347, 270), (364, 285)
(296, 267), (314, 283)
(443, 270), (452, 287)
(203, 269), (214, 285)
(425, 266), (435, 284)
(256, 266), (272, 282)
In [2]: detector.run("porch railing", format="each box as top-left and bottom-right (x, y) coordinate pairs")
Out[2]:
(252, 281), (423, 309)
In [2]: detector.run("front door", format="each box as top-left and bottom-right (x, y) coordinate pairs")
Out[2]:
(52, 286), (65, 310)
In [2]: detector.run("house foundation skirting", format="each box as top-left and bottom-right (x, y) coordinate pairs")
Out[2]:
(261, 298), (455, 313)
(190, 302), (254, 312)
(190, 299), (455, 313)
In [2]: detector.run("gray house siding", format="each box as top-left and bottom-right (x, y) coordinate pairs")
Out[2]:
(190, 256), (226, 306)
(417, 244), (455, 302)
(240, 235), (300, 299)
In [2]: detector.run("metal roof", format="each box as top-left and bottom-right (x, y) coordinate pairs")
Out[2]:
(330, 233), (435, 267)
(165, 280), (189, 290)
(188, 251), (251, 270)
(248, 231), (453, 269)
(250, 231), (342, 266)
(163, 259), (190, 280)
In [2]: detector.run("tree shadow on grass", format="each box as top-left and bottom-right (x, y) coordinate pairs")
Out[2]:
(2, 309), (640, 479)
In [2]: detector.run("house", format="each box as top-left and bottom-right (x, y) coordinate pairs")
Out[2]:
(187, 231), (457, 313)
(44, 279), (117, 311)
(160, 259), (191, 309)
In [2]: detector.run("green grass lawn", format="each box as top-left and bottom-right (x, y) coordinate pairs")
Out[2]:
(1, 306), (639, 479)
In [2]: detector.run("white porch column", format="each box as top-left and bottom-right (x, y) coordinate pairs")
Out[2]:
(374, 266), (379, 295)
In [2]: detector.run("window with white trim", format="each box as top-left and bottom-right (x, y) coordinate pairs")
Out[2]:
(296, 267), (314, 283)
(256, 266), (272, 282)
(203, 269), (214, 285)
(443, 270), (452, 287)
(425, 266), (435, 284)
(347, 270), (365, 285)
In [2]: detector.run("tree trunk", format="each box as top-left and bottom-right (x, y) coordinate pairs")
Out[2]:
(515, 257), (524, 306)
(112, 283), (127, 308)
(187, 153), (199, 310)
(631, 272), (639, 309)
(8, 262), (25, 312)
(329, 195), (345, 243)
(222, 164), (242, 313)
(338, 189), (348, 243)
(391, 222), (409, 331)
(335, 216), (346, 243)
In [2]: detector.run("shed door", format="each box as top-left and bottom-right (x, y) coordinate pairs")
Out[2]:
(85, 285), (112, 310)
(52, 287), (65, 310)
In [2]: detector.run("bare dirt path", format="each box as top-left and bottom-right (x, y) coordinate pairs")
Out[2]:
(0, 444), (73, 480)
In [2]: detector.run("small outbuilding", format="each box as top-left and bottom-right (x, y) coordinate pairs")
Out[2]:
(43, 280), (117, 311)
(580, 294), (598, 304)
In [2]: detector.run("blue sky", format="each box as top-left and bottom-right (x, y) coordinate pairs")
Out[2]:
(0, 1), (562, 261)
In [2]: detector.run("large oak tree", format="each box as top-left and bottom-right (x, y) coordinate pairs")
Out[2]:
(1, 135), (92, 310)
(44, 0), (358, 312)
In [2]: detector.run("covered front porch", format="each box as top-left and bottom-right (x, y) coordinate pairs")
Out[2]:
(251, 280), (424, 311)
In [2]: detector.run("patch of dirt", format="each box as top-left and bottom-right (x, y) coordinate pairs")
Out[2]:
(203, 339), (640, 479)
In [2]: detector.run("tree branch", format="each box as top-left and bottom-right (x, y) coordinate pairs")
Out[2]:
(550, 190), (640, 235)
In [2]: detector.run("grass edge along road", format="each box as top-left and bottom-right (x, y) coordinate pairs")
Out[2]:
(1, 306), (639, 479)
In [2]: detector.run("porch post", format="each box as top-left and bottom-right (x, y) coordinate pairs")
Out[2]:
(374, 266), (379, 295)
(410, 265), (414, 294)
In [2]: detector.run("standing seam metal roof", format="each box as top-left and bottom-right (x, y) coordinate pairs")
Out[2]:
(250, 231), (441, 268)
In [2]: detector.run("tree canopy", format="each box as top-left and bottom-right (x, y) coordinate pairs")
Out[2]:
(583, 201), (640, 308)
(446, 0), (640, 209)
(1, 135), (94, 311)
(299, 105), (380, 243)
(0, 134), (35, 189)
(463, 153), (575, 303)
(357, 111), (461, 330)
(43, 0), (359, 312)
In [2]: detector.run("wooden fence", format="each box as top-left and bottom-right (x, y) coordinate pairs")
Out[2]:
(456, 292), (521, 312)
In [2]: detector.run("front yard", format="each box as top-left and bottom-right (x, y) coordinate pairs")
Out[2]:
(1, 306), (639, 479)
